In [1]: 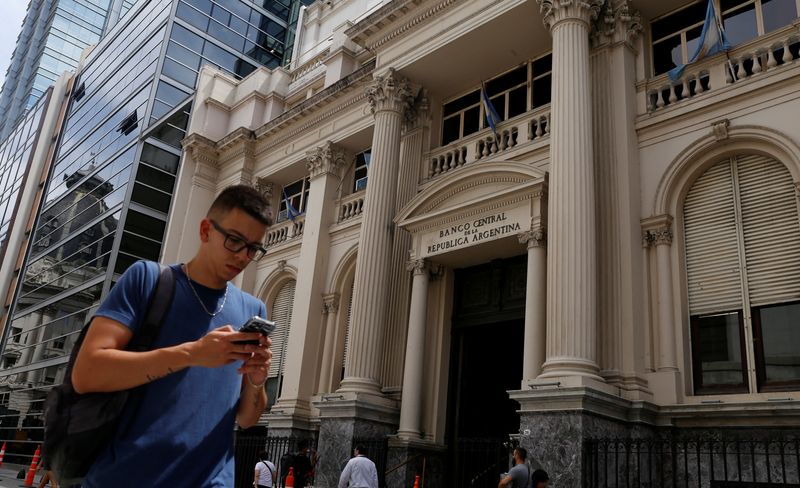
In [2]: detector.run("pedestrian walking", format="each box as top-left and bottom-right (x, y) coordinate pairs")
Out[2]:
(254, 450), (277, 488)
(498, 447), (531, 488)
(69, 185), (274, 486)
(338, 445), (378, 488)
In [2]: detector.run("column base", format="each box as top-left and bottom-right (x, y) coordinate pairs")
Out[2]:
(312, 392), (400, 488)
(539, 356), (604, 381)
(263, 398), (316, 436)
(386, 437), (446, 488)
(338, 376), (384, 395)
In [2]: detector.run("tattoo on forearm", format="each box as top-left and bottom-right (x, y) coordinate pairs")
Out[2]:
(146, 367), (175, 383)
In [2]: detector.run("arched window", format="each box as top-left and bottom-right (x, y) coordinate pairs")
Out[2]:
(684, 154), (800, 394)
(339, 281), (354, 385)
(267, 279), (295, 407)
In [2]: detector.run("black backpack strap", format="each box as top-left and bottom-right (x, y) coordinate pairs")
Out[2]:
(129, 263), (176, 352)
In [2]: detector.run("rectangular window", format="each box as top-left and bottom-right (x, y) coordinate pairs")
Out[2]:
(278, 177), (310, 222)
(440, 54), (552, 145)
(690, 311), (749, 394)
(353, 150), (370, 193)
(753, 301), (800, 390)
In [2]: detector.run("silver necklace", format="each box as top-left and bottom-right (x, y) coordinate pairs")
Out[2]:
(184, 263), (228, 317)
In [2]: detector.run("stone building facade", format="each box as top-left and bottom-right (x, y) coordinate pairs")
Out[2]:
(163, 0), (800, 486)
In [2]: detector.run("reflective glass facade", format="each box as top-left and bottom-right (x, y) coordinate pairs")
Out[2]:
(0, 0), (112, 141)
(0, 0), (302, 458)
(0, 92), (51, 267)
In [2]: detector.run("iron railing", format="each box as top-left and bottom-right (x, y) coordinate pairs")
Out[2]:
(584, 437), (800, 488)
(352, 436), (390, 487)
(234, 433), (316, 488)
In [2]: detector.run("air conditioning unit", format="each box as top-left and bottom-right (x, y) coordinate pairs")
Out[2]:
(277, 209), (289, 222)
(355, 176), (368, 192)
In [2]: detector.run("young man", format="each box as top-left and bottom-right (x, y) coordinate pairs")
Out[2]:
(338, 445), (379, 488)
(499, 447), (531, 488)
(71, 185), (274, 486)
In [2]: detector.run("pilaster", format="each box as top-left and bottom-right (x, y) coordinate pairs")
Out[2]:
(270, 141), (347, 428)
(383, 90), (430, 392)
(318, 293), (341, 395)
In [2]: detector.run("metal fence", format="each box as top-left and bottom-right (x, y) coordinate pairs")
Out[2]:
(234, 433), (316, 488)
(352, 436), (390, 487)
(584, 437), (800, 488)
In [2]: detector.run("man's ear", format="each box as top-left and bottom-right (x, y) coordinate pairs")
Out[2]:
(199, 218), (212, 243)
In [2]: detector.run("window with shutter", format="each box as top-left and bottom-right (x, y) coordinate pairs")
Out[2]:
(340, 282), (354, 383)
(684, 154), (800, 394)
(266, 280), (295, 406)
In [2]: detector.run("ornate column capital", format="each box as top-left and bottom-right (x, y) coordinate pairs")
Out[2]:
(406, 259), (443, 279)
(518, 228), (547, 249)
(591, 0), (642, 48)
(537, 0), (603, 31)
(403, 88), (430, 133)
(322, 293), (340, 315)
(366, 68), (415, 117)
(255, 178), (275, 200)
(306, 141), (347, 180)
(641, 214), (674, 248)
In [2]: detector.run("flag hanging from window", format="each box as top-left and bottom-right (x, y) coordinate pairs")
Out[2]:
(480, 82), (502, 137)
(668, 0), (731, 82)
(282, 188), (301, 222)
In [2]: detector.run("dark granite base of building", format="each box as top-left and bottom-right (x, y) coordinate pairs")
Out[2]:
(385, 438), (447, 488)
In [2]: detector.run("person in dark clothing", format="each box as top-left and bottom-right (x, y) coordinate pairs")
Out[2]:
(293, 440), (314, 487)
(532, 469), (549, 488)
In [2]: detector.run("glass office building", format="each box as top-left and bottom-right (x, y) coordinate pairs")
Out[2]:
(0, 0), (113, 141)
(0, 0), (307, 459)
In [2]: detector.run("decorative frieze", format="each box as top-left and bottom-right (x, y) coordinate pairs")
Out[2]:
(366, 68), (415, 116)
(306, 141), (347, 180)
(538, 0), (603, 31)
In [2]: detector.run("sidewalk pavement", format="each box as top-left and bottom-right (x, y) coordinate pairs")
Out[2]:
(0, 464), (48, 488)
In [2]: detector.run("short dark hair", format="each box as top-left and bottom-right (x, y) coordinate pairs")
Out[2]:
(354, 445), (368, 457)
(532, 469), (549, 483)
(208, 185), (273, 226)
(259, 450), (269, 461)
(514, 447), (528, 461)
(297, 439), (310, 451)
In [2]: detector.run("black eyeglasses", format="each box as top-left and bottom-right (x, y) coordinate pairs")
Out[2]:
(210, 220), (267, 261)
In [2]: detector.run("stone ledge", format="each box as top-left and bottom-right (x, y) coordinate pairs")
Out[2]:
(312, 391), (400, 426)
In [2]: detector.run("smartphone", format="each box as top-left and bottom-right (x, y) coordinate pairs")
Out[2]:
(234, 316), (276, 345)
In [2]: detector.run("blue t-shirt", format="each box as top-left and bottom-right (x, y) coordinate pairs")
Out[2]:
(83, 261), (267, 487)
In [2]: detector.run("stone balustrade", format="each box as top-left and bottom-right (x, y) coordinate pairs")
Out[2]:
(265, 216), (305, 248)
(337, 191), (365, 223)
(643, 24), (800, 113)
(424, 105), (551, 181)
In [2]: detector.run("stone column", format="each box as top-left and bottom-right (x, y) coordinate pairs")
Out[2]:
(383, 91), (430, 391)
(317, 294), (340, 394)
(271, 142), (346, 428)
(518, 230), (547, 384)
(397, 259), (432, 439)
(650, 219), (677, 371)
(538, 0), (603, 380)
(340, 69), (414, 394)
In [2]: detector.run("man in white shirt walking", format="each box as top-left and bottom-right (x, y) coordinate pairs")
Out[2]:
(338, 446), (379, 488)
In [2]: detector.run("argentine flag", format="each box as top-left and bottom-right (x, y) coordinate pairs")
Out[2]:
(481, 82), (502, 137)
(668, 0), (731, 82)
(282, 188), (302, 222)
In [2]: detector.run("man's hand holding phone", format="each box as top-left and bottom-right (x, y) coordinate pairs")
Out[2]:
(236, 317), (275, 387)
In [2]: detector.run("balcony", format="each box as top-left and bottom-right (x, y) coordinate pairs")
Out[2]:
(423, 105), (551, 182)
(265, 215), (305, 248)
(640, 23), (800, 115)
(337, 191), (365, 224)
